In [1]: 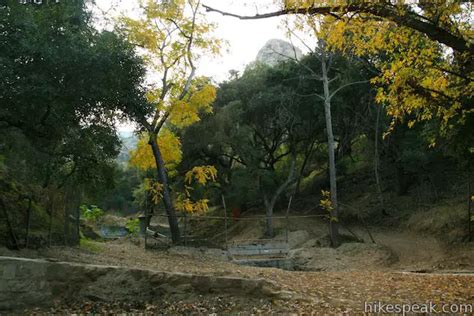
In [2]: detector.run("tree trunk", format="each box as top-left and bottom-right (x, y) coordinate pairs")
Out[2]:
(321, 52), (339, 247)
(0, 199), (19, 249)
(294, 140), (315, 197)
(25, 197), (32, 248)
(263, 158), (296, 238)
(373, 103), (386, 214)
(149, 135), (181, 244)
(48, 194), (54, 247)
(63, 192), (69, 246)
(74, 192), (81, 245)
(263, 194), (274, 238)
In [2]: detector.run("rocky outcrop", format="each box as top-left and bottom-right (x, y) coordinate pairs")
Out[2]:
(0, 256), (283, 311)
(256, 39), (303, 66)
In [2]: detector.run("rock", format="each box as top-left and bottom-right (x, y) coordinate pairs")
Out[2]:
(167, 246), (228, 261)
(287, 230), (310, 249)
(256, 39), (303, 66)
(275, 230), (310, 249)
(0, 256), (285, 311)
(80, 222), (102, 240)
(289, 242), (397, 272)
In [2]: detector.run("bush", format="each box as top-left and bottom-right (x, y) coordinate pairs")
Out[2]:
(126, 218), (140, 236)
(80, 205), (104, 222)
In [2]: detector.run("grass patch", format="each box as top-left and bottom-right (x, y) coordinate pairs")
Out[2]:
(79, 237), (104, 253)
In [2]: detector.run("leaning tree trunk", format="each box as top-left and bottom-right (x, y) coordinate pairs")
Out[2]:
(263, 159), (296, 238)
(373, 103), (386, 214)
(149, 135), (181, 244)
(321, 53), (340, 248)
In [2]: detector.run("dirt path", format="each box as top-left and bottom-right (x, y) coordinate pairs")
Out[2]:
(3, 239), (473, 314)
(349, 226), (474, 272)
(371, 229), (445, 269)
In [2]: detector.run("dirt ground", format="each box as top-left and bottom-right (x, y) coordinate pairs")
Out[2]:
(2, 215), (473, 314)
(2, 228), (473, 314)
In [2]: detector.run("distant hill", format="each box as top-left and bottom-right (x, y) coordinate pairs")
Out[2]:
(117, 131), (138, 166)
(256, 39), (303, 66)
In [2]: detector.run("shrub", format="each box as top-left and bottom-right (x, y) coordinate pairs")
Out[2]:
(80, 205), (104, 222)
(126, 218), (140, 236)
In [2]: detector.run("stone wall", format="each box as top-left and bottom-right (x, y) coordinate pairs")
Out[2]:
(0, 256), (282, 311)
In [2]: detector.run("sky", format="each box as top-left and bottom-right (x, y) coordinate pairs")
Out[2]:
(94, 0), (297, 82)
(92, 0), (306, 132)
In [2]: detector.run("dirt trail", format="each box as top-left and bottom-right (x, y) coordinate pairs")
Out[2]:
(221, 213), (473, 272)
(349, 226), (473, 272)
(2, 213), (472, 313)
(371, 229), (444, 270)
(3, 239), (473, 314)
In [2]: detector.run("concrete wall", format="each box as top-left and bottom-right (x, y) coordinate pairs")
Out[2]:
(0, 256), (282, 311)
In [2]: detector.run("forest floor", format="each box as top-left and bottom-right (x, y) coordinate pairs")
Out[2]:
(2, 222), (473, 314)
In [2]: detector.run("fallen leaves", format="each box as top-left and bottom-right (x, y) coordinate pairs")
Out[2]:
(12, 240), (474, 314)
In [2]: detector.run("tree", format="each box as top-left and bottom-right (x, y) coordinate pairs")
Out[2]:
(120, 0), (220, 243)
(203, 1), (473, 56)
(203, 1), (473, 147)
(0, 0), (147, 247)
(273, 20), (370, 245)
(182, 61), (324, 237)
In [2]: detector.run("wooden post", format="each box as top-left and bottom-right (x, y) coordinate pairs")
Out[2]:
(222, 195), (228, 250)
(183, 213), (187, 247)
(285, 196), (292, 244)
(25, 197), (32, 248)
(48, 194), (55, 247)
(468, 175), (472, 242)
(144, 196), (148, 250)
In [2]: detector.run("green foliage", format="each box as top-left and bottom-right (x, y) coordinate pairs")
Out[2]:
(80, 205), (104, 222)
(79, 236), (103, 253)
(125, 218), (140, 236)
(181, 54), (373, 208)
(95, 165), (142, 215)
(0, 1), (147, 246)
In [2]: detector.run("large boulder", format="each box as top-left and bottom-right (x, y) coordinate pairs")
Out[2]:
(256, 39), (303, 66)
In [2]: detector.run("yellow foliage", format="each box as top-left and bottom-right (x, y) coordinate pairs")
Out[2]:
(169, 100), (198, 127)
(287, 2), (472, 141)
(189, 84), (216, 113)
(129, 129), (182, 171)
(319, 190), (333, 212)
(121, 0), (221, 216)
(158, 129), (182, 166)
(144, 178), (163, 205)
(175, 165), (218, 214)
(169, 83), (216, 128)
(175, 194), (210, 214)
(184, 165), (218, 185)
(120, 0), (221, 133)
(320, 15), (471, 136)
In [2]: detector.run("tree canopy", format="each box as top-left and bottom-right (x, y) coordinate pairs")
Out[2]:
(0, 0), (147, 247)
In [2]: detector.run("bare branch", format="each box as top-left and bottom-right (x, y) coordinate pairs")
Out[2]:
(328, 80), (368, 100)
(178, 0), (200, 100)
(202, 3), (473, 54)
(296, 92), (325, 101)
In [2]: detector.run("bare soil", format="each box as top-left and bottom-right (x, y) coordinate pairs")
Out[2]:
(2, 225), (473, 314)
(2, 213), (473, 314)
